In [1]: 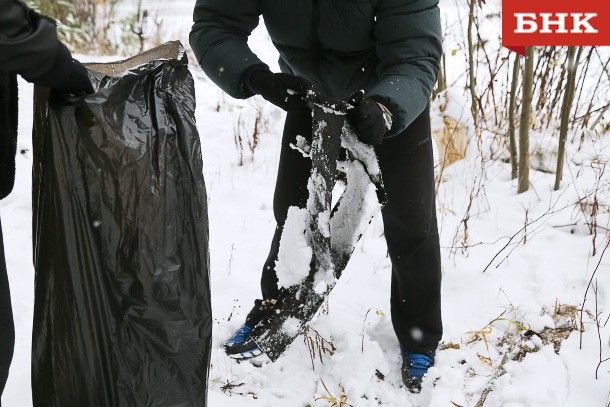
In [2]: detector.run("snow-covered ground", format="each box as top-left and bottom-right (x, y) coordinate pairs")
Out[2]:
(2, 1), (610, 406)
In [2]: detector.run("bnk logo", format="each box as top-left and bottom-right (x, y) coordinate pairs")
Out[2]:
(515, 13), (598, 34)
(502, 0), (610, 55)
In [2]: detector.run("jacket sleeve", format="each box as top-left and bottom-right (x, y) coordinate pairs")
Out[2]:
(189, 0), (267, 99)
(367, 0), (442, 137)
(0, 0), (73, 87)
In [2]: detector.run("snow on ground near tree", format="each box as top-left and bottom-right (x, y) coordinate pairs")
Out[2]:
(2, 3), (610, 406)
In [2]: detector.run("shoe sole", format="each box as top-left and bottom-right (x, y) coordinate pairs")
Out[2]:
(227, 348), (263, 359)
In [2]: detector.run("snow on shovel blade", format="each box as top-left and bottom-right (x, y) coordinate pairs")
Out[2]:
(250, 94), (386, 362)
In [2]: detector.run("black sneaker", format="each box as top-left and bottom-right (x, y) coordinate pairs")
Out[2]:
(401, 346), (435, 393)
(224, 324), (262, 359)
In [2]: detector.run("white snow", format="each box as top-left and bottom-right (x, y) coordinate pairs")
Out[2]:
(330, 160), (382, 255)
(341, 124), (381, 178)
(431, 87), (474, 137)
(313, 280), (328, 295)
(317, 210), (331, 239)
(490, 346), (569, 406)
(289, 135), (311, 158)
(281, 317), (302, 337)
(275, 207), (313, 289)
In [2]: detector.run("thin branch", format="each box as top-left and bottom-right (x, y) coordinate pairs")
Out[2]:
(483, 190), (574, 273)
(579, 239), (610, 349)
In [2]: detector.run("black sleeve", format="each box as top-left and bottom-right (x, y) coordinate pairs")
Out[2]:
(0, 0), (73, 87)
(190, 0), (266, 99)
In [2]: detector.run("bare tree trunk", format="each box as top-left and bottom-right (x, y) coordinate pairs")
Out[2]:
(467, 0), (478, 131)
(508, 53), (520, 180)
(437, 51), (447, 95)
(554, 46), (581, 190)
(518, 47), (535, 194)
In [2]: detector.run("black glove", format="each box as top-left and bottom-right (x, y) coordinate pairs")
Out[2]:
(52, 59), (94, 96)
(347, 93), (388, 145)
(247, 69), (312, 111)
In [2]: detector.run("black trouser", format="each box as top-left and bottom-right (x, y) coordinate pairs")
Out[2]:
(0, 216), (14, 403)
(256, 106), (442, 354)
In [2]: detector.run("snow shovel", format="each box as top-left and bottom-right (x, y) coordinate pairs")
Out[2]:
(250, 91), (386, 362)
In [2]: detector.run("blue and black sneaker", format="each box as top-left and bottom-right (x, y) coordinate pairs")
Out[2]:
(224, 299), (278, 359)
(224, 324), (262, 359)
(400, 347), (435, 393)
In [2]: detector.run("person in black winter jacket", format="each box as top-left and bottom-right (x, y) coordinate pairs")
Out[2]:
(191, 0), (443, 393)
(0, 0), (93, 401)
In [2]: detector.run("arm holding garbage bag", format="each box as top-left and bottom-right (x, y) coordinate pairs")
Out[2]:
(0, 0), (92, 93)
(0, 0), (92, 200)
(0, 0), (94, 398)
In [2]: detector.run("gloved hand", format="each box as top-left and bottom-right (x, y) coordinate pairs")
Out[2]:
(347, 93), (389, 145)
(247, 69), (312, 111)
(52, 59), (94, 96)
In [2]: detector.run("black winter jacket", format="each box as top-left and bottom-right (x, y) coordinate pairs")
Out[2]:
(190, 0), (442, 138)
(0, 0), (74, 199)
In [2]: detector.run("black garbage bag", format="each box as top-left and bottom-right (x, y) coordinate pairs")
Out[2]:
(31, 41), (211, 406)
